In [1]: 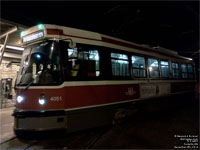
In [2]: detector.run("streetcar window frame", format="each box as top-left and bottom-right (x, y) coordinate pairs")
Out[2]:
(131, 55), (146, 78)
(171, 62), (180, 79)
(111, 52), (130, 77)
(160, 60), (170, 78)
(64, 42), (102, 81)
(148, 57), (160, 78)
(187, 64), (194, 79)
(181, 63), (188, 79)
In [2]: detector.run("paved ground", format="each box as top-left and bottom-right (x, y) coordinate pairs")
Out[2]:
(0, 96), (199, 149)
(0, 107), (15, 144)
(92, 98), (199, 149)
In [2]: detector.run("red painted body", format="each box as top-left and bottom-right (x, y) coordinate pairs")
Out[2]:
(16, 84), (140, 111)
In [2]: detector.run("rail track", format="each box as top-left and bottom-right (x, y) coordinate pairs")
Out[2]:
(0, 126), (110, 150)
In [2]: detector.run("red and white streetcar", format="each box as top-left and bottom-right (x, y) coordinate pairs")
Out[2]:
(13, 24), (196, 133)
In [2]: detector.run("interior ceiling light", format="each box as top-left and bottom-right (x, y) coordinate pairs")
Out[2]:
(0, 44), (24, 51)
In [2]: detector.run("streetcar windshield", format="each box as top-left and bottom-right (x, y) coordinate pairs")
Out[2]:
(16, 40), (62, 86)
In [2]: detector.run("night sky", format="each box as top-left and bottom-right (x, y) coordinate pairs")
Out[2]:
(1, 1), (199, 58)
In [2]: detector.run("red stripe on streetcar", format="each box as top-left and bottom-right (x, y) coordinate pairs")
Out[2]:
(101, 36), (153, 52)
(46, 28), (188, 60)
(47, 29), (102, 42)
(46, 29), (149, 51)
(46, 29), (64, 35)
(46, 29), (158, 54)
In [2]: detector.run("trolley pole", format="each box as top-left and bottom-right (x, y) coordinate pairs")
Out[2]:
(0, 80), (3, 109)
(0, 26), (18, 66)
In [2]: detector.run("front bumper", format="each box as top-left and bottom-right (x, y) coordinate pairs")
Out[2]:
(13, 109), (67, 131)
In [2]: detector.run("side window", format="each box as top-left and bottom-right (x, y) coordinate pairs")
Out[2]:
(160, 60), (170, 78)
(111, 53), (129, 76)
(181, 64), (188, 78)
(67, 47), (100, 78)
(187, 64), (194, 79)
(78, 50), (100, 76)
(148, 58), (159, 78)
(132, 55), (146, 77)
(172, 62), (179, 78)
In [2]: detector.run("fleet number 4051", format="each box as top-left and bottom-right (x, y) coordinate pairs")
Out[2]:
(50, 96), (62, 101)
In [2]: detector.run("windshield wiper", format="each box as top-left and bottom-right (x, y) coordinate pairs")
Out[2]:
(24, 70), (45, 91)
(24, 79), (34, 91)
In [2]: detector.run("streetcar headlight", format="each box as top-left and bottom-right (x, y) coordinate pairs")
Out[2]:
(17, 95), (24, 103)
(39, 95), (46, 105)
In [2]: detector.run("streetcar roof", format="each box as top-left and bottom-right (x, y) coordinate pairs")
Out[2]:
(20, 24), (193, 62)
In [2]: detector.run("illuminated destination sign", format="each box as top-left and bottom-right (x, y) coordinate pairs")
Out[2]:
(22, 31), (44, 43)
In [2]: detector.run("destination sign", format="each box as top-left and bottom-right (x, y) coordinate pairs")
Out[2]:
(22, 31), (44, 43)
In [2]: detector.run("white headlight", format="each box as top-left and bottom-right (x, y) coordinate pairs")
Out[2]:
(39, 98), (46, 105)
(17, 95), (24, 103)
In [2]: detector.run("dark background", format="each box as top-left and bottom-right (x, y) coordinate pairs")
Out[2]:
(1, 1), (199, 59)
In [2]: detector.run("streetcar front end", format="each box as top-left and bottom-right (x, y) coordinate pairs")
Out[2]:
(13, 24), (67, 132)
